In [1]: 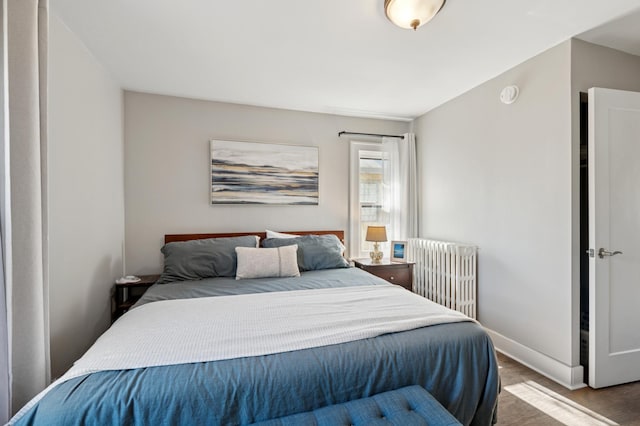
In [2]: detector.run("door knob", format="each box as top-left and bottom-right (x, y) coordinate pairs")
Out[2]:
(598, 248), (623, 259)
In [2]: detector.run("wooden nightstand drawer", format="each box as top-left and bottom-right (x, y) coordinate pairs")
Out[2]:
(353, 259), (414, 291)
(371, 267), (411, 289)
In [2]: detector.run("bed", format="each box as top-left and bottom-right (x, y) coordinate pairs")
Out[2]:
(11, 230), (499, 426)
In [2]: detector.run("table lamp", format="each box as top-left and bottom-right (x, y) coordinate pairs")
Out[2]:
(366, 226), (387, 264)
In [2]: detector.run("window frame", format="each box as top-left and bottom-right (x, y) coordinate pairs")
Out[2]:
(349, 141), (387, 259)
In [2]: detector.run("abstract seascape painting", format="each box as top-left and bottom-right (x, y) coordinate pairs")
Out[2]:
(210, 140), (319, 205)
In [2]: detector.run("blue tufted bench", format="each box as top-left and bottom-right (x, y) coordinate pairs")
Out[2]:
(253, 385), (462, 426)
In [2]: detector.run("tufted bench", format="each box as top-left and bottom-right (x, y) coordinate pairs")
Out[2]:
(254, 385), (462, 426)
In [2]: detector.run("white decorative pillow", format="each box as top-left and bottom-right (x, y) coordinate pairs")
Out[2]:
(235, 245), (300, 280)
(265, 229), (298, 239)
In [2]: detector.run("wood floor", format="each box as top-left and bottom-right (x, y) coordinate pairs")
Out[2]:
(496, 353), (640, 425)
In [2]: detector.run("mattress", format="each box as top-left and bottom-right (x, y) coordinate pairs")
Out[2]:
(11, 267), (499, 426)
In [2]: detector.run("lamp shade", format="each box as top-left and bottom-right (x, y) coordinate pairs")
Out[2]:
(384, 0), (445, 30)
(365, 226), (388, 242)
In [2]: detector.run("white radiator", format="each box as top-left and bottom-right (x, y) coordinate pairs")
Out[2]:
(407, 238), (478, 319)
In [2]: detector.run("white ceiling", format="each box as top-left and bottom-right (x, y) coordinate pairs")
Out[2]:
(51, 0), (640, 121)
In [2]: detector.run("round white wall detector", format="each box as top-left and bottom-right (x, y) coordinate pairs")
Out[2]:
(500, 85), (519, 104)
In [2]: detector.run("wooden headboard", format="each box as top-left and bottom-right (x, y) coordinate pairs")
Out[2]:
(164, 230), (345, 245)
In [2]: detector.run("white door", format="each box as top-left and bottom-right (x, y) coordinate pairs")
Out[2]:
(588, 87), (640, 388)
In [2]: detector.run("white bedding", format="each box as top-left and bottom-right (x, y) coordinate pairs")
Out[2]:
(69, 285), (471, 380)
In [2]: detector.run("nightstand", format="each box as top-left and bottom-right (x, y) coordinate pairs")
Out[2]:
(353, 259), (414, 291)
(112, 274), (160, 322)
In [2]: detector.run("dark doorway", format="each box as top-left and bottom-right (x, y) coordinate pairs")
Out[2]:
(579, 92), (589, 382)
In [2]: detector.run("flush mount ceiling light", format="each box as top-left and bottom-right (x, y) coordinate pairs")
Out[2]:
(384, 0), (446, 31)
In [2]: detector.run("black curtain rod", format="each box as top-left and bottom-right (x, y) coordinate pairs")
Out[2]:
(338, 131), (405, 139)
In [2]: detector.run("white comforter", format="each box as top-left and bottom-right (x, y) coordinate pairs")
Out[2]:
(70, 284), (471, 380)
(12, 285), (471, 423)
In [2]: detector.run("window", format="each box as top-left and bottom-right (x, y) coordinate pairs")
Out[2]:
(349, 142), (390, 258)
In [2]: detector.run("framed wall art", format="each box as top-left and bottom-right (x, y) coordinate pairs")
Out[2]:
(210, 139), (319, 205)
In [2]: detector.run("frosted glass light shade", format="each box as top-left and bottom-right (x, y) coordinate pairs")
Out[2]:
(384, 0), (446, 30)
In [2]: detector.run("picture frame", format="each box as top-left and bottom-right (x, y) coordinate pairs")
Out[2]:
(391, 240), (407, 262)
(210, 139), (319, 205)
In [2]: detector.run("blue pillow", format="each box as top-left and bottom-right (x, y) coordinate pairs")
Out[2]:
(157, 235), (259, 284)
(262, 234), (349, 271)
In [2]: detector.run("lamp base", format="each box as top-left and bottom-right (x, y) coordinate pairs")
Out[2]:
(369, 242), (384, 264)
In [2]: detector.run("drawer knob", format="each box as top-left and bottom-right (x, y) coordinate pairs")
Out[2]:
(390, 276), (395, 280)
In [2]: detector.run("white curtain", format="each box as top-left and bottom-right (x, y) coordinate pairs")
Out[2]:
(1, 0), (50, 418)
(382, 133), (418, 242)
(0, 1), (11, 421)
(0, 226), (8, 424)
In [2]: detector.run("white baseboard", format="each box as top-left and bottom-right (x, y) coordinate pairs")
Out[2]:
(485, 328), (586, 390)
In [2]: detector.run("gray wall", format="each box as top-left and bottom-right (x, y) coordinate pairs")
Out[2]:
(49, 14), (125, 378)
(413, 38), (640, 387)
(413, 41), (577, 382)
(124, 92), (408, 274)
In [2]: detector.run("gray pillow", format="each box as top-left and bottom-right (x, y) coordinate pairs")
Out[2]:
(262, 234), (350, 271)
(157, 235), (259, 284)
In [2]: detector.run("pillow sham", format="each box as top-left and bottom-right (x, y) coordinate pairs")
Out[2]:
(265, 229), (298, 239)
(265, 230), (346, 255)
(156, 235), (260, 284)
(262, 234), (350, 272)
(235, 245), (300, 280)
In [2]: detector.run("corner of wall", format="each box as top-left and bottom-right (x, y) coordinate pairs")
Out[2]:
(487, 328), (586, 390)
